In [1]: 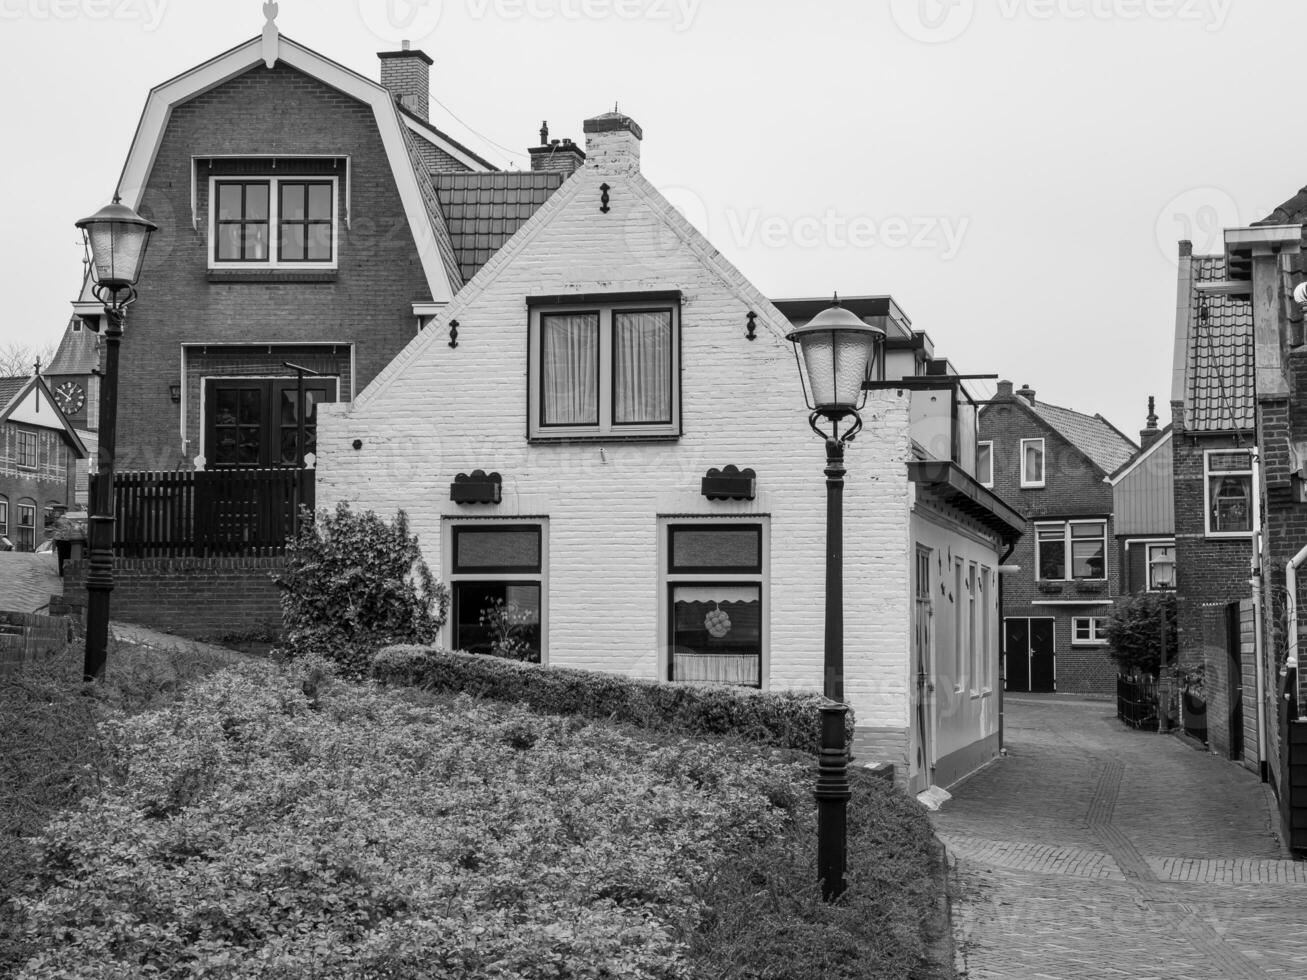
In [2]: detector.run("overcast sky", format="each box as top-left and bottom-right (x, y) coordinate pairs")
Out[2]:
(1, 0), (1304, 437)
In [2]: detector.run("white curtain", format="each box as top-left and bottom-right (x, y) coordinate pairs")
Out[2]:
(614, 311), (671, 424)
(673, 654), (760, 686)
(542, 314), (599, 425)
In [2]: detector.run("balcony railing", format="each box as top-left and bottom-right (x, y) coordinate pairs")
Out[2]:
(91, 468), (314, 558)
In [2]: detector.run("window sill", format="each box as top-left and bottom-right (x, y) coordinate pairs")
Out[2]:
(208, 270), (338, 284)
(1071, 642), (1109, 648)
(528, 433), (681, 445)
(1020, 483), (1046, 490)
(1204, 531), (1254, 540)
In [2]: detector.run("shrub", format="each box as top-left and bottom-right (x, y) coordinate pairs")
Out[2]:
(274, 504), (448, 677)
(1104, 592), (1178, 677)
(372, 646), (853, 755)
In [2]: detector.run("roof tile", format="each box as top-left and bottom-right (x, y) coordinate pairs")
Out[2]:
(433, 172), (566, 282)
(1026, 400), (1138, 474)
(1184, 255), (1254, 432)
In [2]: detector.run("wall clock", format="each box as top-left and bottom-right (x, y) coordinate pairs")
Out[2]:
(54, 381), (85, 415)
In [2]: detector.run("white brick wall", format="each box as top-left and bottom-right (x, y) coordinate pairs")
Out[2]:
(316, 153), (915, 732)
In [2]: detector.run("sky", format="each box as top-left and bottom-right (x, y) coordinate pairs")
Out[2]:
(2, 0), (1305, 438)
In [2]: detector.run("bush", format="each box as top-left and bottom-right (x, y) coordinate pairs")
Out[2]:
(274, 504), (448, 677)
(11, 661), (943, 980)
(372, 645), (854, 755)
(1104, 592), (1177, 677)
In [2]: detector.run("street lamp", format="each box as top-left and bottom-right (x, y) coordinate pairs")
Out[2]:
(786, 296), (886, 901)
(76, 196), (157, 681)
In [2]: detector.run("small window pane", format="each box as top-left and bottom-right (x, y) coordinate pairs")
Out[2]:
(671, 583), (761, 687)
(281, 183), (307, 221)
(670, 526), (761, 573)
(245, 183), (270, 219)
(977, 443), (993, 484)
(1071, 523), (1104, 538)
(1071, 541), (1105, 579)
(1211, 475), (1252, 532)
(238, 389), (262, 423)
(1209, 452), (1252, 473)
(281, 224), (306, 261)
(308, 183), (332, 219)
(454, 528), (542, 573)
(1024, 442), (1044, 482)
(306, 224), (332, 261)
(541, 313), (599, 426)
(216, 225), (242, 261)
(613, 310), (672, 425)
(217, 184), (243, 220)
(1039, 540), (1066, 580)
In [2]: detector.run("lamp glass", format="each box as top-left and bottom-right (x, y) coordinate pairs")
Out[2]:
(77, 201), (157, 291)
(798, 328), (878, 413)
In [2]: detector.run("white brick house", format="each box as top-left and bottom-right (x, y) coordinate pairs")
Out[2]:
(315, 111), (1022, 792)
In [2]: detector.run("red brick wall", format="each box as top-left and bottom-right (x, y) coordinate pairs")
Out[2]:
(980, 396), (1120, 694)
(118, 63), (435, 472)
(61, 557), (284, 643)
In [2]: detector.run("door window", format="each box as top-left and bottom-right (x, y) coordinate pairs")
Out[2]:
(205, 377), (337, 468)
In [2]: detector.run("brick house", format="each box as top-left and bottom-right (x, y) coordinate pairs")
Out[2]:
(43, 317), (100, 509)
(0, 375), (87, 551)
(63, 21), (504, 475)
(315, 111), (1024, 793)
(978, 381), (1137, 694)
(1168, 243), (1260, 766)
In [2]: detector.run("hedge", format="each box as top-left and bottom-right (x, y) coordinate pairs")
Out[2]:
(372, 646), (854, 755)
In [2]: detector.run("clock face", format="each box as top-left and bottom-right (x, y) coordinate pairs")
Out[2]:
(54, 381), (85, 415)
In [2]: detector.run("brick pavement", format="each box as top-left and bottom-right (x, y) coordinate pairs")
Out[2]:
(933, 694), (1306, 979)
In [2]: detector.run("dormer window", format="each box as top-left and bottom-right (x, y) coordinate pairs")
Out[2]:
(209, 176), (337, 269)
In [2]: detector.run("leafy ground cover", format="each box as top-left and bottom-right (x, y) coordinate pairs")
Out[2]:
(4, 653), (949, 980)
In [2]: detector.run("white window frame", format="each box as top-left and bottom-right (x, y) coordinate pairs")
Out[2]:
(207, 175), (340, 271)
(1203, 448), (1257, 539)
(659, 517), (769, 690)
(1146, 542), (1176, 591)
(16, 429), (37, 470)
(443, 518), (549, 664)
(0, 496), (8, 538)
(967, 563), (979, 695)
(1020, 438), (1045, 488)
(16, 500), (36, 552)
(976, 441), (994, 488)
(953, 558), (965, 693)
(528, 298), (682, 440)
(980, 566), (993, 695)
(1072, 616), (1109, 646)
(1035, 519), (1108, 582)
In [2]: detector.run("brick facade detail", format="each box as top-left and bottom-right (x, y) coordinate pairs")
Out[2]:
(61, 557), (284, 642)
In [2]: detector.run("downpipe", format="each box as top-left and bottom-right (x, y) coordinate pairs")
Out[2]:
(1251, 536), (1268, 781)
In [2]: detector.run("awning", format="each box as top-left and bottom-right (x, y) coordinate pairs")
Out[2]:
(907, 460), (1026, 543)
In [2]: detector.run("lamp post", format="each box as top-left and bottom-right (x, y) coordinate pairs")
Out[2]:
(786, 296), (885, 901)
(76, 197), (157, 681)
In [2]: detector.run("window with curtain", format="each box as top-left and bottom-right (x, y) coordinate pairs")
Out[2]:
(448, 523), (546, 662)
(530, 297), (680, 438)
(1036, 521), (1107, 581)
(1205, 450), (1255, 536)
(976, 441), (993, 487)
(1021, 438), (1045, 487)
(665, 522), (765, 688)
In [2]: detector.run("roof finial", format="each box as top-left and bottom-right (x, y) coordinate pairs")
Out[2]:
(1146, 395), (1158, 430)
(614, 101), (619, 113)
(262, 1), (280, 69)
(832, 292), (841, 306)
(34, 357), (41, 378)
(540, 120), (549, 145)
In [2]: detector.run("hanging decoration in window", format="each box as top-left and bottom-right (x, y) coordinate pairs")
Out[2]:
(704, 604), (732, 638)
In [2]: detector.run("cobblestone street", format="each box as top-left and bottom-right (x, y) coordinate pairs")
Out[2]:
(933, 695), (1307, 979)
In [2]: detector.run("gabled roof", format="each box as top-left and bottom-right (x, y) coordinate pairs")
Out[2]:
(1108, 426), (1173, 484)
(1025, 399), (1138, 475)
(433, 172), (566, 282)
(99, 31), (477, 304)
(46, 319), (100, 377)
(1181, 255), (1255, 432)
(0, 376), (89, 458)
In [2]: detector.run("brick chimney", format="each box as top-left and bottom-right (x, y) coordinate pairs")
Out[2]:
(1139, 396), (1162, 450)
(583, 110), (642, 173)
(1016, 384), (1037, 405)
(996, 380), (1014, 399)
(529, 121), (586, 177)
(378, 41), (432, 121)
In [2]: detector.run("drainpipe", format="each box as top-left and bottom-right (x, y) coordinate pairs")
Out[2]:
(1288, 542), (1307, 721)
(1251, 535), (1268, 781)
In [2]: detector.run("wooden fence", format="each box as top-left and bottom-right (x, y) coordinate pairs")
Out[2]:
(92, 468), (314, 558)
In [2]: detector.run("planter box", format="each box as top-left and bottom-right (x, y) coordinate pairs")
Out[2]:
(701, 465), (756, 502)
(450, 471), (502, 505)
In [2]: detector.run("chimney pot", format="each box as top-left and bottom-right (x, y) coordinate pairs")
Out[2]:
(1016, 384), (1037, 404)
(530, 126), (586, 177)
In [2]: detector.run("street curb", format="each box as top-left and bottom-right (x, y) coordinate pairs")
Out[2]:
(921, 836), (959, 979)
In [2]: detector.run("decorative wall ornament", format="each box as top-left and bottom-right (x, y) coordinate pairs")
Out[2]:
(261, 1), (279, 68)
(600, 183), (611, 213)
(701, 465), (757, 501)
(451, 470), (503, 504)
(746, 311), (758, 341)
(449, 319), (460, 349)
